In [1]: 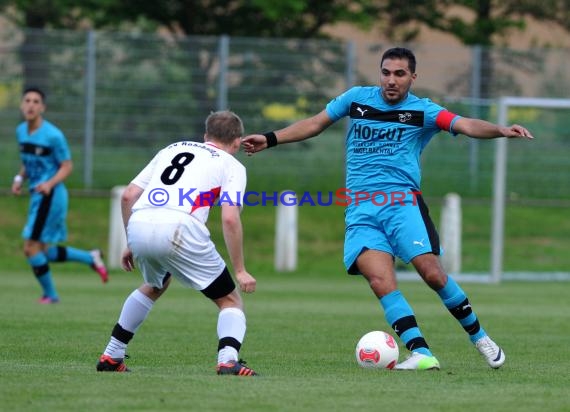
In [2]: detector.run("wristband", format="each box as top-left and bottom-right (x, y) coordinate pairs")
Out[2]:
(263, 131), (278, 148)
(13, 175), (23, 184)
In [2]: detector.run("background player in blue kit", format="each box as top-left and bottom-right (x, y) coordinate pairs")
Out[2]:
(11, 87), (109, 304)
(243, 47), (533, 370)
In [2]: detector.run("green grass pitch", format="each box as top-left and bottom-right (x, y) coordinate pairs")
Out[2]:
(0, 270), (568, 411)
(0, 194), (568, 411)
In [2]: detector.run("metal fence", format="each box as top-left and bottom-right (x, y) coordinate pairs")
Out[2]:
(1, 28), (569, 200)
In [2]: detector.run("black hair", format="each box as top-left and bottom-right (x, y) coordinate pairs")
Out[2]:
(23, 86), (46, 102)
(381, 47), (417, 73)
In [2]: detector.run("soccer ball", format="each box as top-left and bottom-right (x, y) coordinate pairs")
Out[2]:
(355, 330), (399, 369)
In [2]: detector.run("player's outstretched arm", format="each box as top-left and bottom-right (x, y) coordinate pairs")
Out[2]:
(242, 110), (334, 155)
(241, 133), (269, 154)
(499, 124), (534, 139)
(453, 117), (534, 140)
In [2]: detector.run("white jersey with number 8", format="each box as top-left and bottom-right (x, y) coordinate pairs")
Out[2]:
(130, 141), (246, 225)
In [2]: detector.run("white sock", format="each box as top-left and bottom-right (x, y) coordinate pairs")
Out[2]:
(218, 346), (239, 364)
(118, 289), (155, 332)
(104, 337), (127, 359)
(103, 289), (155, 358)
(216, 307), (246, 364)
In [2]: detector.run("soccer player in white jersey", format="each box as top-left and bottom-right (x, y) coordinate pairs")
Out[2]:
(97, 110), (258, 376)
(243, 47), (533, 371)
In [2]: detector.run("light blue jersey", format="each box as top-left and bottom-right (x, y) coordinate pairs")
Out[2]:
(16, 119), (71, 242)
(326, 86), (456, 195)
(326, 87), (460, 272)
(16, 119), (71, 190)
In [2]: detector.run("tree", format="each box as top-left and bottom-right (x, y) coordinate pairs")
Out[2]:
(378, 0), (570, 45)
(375, 0), (570, 97)
(77, 0), (385, 133)
(0, 0), (386, 133)
(81, 0), (382, 38)
(0, 0), (383, 36)
(3, 0), (569, 115)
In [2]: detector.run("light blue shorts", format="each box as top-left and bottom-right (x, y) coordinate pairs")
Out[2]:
(343, 192), (440, 274)
(22, 184), (68, 243)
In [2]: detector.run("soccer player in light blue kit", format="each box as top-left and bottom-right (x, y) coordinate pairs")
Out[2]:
(11, 87), (109, 304)
(243, 47), (533, 370)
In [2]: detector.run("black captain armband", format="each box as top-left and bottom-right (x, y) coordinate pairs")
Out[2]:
(263, 131), (278, 148)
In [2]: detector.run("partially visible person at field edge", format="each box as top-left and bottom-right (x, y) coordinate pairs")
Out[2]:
(11, 87), (109, 304)
(96, 110), (258, 376)
(242, 47), (533, 371)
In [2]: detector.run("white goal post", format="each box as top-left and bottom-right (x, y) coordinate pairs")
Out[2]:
(491, 97), (570, 283)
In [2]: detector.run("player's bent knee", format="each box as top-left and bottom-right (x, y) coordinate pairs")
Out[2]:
(367, 276), (397, 297)
(421, 271), (446, 289)
(23, 241), (43, 257)
(214, 291), (243, 310)
(140, 274), (172, 301)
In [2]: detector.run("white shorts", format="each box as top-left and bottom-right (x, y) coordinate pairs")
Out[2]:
(127, 208), (226, 290)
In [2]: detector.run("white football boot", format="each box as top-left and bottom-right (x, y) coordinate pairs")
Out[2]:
(393, 352), (440, 371)
(475, 336), (506, 369)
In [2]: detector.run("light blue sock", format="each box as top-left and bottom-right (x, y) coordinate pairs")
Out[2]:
(380, 290), (433, 356)
(28, 253), (58, 299)
(46, 245), (93, 265)
(437, 276), (486, 343)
